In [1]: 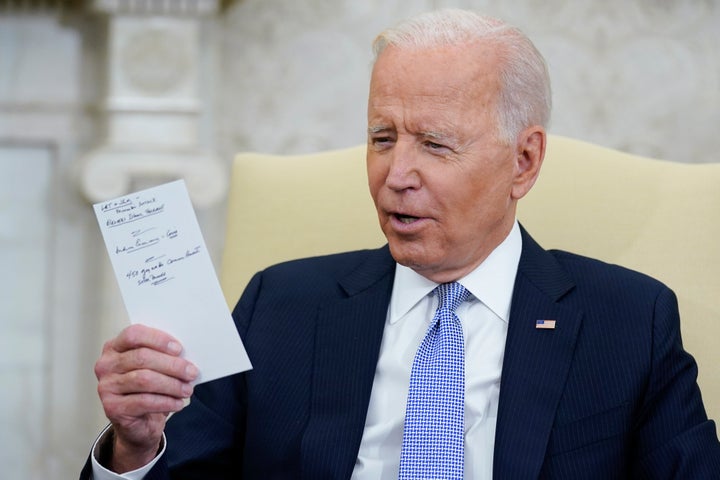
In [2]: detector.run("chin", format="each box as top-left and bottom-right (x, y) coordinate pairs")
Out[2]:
(388, 241), (436, 271)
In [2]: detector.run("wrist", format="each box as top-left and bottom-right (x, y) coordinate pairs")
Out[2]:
(100, 427), (163, 473)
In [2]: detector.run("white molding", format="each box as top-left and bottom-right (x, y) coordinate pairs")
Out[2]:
(78, 8), (226, 208)
(80, 147), (226, 207)
(91, 0), (221, 16)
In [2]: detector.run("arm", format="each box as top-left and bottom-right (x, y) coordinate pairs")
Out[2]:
(79, 426), (165, 480)
(632, 287), (720, 478)
(81, 271), (261, 479)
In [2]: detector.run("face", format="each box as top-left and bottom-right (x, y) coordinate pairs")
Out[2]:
(367, 42), (545, 283)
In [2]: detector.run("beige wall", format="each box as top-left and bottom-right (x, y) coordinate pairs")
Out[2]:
(217, 0), (720, 163)
(0, 1), (718, 478)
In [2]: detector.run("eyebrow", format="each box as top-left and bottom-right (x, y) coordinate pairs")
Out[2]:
(367, 125), (392, 135)
(421, 131), (450, 141)
(367, 126), (448, 136)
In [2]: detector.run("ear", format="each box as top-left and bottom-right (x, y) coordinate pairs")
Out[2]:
(511, 126), (546, 200)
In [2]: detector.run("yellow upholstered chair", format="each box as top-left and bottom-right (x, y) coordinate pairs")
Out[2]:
(220, 134), (720, 433)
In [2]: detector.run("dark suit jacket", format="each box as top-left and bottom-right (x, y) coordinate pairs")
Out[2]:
(82, 227), (720, 479)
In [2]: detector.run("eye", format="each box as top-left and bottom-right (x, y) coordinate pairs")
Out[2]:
(370, 135), (395, 150)
(424, 140), (451, 153)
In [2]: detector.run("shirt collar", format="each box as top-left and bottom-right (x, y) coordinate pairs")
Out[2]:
(389, 221), (522, 324)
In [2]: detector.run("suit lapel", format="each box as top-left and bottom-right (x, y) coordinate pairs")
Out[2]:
(493, 228), (583, 479)
(301, 246), (395, 480)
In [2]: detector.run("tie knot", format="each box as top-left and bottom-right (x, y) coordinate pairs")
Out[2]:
(435, 282), (470, 313)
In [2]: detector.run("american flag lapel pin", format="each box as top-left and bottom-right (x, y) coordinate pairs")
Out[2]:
(536, 319), (556, 330)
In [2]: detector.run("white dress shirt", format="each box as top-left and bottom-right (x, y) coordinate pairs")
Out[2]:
(90, 424), (165, 479)
(92, 222), (521, 480)
(352, 221), (521, 479)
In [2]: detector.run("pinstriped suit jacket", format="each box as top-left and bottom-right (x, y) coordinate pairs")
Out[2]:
(81, 226), (720, 479)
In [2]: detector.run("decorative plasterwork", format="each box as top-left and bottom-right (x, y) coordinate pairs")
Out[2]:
(0, 0), (237, 14)
(91, 0), (221, 16)
(80, 149), (225, 207)
(78, 1), (226, 207)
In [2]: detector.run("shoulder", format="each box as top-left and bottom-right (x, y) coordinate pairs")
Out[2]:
(517, 225), (670, 305)
(239, 245), (394, 304)
(262, 246), (392, 282)
(550, 249), (665, 288)
(547, 248), (674, 312)
(232, 246), (393, 331)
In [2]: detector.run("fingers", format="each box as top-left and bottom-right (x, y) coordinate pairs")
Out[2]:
(96, 324), (198, 384)
(109, 324), (183, 356)
(95, 324), (199, 424)
(99, 363), (194, 401)
(93, 324), (199, 469)
(102, 345), (198, 383)
(101, 389), (188, 418)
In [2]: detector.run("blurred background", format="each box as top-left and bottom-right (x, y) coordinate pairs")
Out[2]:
(0, 0), (718, 478)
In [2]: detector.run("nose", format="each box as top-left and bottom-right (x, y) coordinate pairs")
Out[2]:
(385, 141), (421, 192)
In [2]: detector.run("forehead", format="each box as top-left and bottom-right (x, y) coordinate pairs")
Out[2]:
(368, 43), (502, 124)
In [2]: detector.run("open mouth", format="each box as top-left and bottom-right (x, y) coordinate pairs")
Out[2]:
(395, 214), (420, 224)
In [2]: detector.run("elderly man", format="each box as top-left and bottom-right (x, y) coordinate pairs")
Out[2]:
(81, 9), (720, 480)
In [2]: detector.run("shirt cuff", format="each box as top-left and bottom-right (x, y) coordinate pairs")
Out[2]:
(90, 424), (166, 480)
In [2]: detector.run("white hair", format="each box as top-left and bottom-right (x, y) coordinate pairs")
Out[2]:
(372, 9), (552, 143)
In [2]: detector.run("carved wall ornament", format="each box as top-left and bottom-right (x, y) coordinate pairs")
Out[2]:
(77, 2), (227, 208)
(120, 27), (192, 95)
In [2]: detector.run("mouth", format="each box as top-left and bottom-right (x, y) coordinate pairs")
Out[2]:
(385, 210), (429, 236)
(394, 213), (420, 224)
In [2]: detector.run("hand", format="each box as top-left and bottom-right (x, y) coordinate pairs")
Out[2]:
(94, 324), (199, 473)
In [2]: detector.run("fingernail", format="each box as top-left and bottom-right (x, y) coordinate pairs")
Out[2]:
(182, 383), (194, 397)
(168, 341), (182, 354)
(185, 364), (199, 379)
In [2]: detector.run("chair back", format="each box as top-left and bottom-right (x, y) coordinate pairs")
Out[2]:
(220, 135), (720, 429)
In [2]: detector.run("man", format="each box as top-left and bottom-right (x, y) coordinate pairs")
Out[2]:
(82, 9), (720, 479)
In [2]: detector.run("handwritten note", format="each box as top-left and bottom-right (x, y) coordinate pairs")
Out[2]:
(94, 180), (251, 384)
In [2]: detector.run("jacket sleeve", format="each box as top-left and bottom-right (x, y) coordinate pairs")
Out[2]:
(156, 271), (265, 478)
(631, 287), (720, 478)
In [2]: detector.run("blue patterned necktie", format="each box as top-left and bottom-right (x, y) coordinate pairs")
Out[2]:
(399, 282), (470, 480)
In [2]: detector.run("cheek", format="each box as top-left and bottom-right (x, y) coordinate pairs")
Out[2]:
(366, 158), (387, 199)
(448, 178), (507, 227)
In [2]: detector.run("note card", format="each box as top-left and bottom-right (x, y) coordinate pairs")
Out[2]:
(93, 180), (251, 384)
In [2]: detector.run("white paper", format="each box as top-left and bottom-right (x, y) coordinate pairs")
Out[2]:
(93, 179), (251, 384)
